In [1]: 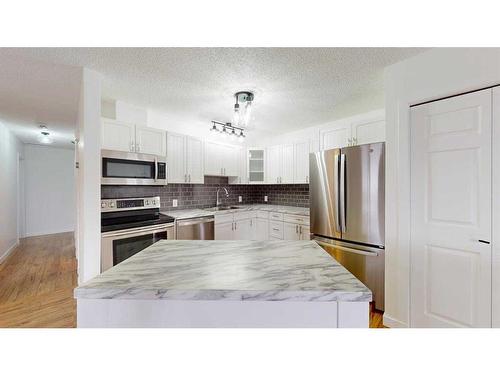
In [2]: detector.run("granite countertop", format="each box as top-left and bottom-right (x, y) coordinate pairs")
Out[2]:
(74, 240), (372, 302)
(162, 204), (309, 220)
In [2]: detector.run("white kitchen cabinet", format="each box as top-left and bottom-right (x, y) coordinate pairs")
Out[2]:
(166, 133), (186, 183)
(284, 222), (301, 240)
(254, 218), (269, 240)
(185, 137), (204, 183)
(320, 121), (351, 150)
(101, 118), (136, 152)
(215, 222), (234, 240)
(229, 147), (248, 185)
(248, 148), (265, 184)
(320, 110), (385, 150)
(136, 126), (167, 155)
(167, 133), (204, 183)
(294, 140), (310, 184)
(267, 144), (294, 184)
(351, 117), (385, 146)
(234, 218), (253, 240)
(204, 141), (240, 177)
(101, 118), (166, 156)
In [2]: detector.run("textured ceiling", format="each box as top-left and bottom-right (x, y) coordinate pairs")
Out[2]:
(0, 48), (427, 145)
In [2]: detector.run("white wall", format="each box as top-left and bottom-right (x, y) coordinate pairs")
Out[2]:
(0, 121), (24, 262)
(384, 48), (500, 328)
(76, 68), (102, 284)
(23, 144), (75, 237)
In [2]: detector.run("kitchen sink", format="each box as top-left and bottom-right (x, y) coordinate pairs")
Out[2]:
(206, 206), (241, 211)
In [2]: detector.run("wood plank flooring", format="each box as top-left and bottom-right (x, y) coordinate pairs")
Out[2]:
(0, 232), (386, 328)
(0, 232), (77, 328)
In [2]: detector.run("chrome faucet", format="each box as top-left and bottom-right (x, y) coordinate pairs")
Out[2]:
(216, 187), (229, 207)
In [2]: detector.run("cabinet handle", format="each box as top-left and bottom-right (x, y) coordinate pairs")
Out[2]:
(353, 137), (357, 145)
(299, 226), (302, 235)
(130, 141), (135, 152)
(184, 174), (187, 182)
(306, 176), (308, 183)
(136, 143), (140, 152)
(295, 225), (298, 234)
(189, 174), (191, 182)
(235, 222), (237, 230)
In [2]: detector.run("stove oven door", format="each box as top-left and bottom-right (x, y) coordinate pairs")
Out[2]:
(101, 223), (174, 272)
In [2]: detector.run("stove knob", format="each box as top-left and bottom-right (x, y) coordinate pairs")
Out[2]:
(109, 201), (115, 208)
(101, 202), (107, 208)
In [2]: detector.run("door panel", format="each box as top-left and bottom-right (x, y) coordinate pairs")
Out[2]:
(281, 144), (294, 183)
(234, 219), (253, 240)
(284, 222), (300, 240)
(294, 140), (310, 184)
(309, 149), (341, 240)
(167, 133), (186, 183)
(204, 141), (223, 176)
(101, 119), (135, 152)
(320, 122), (351, 150)
(186, 137), (204, 183)
(254, 218), (269, 240)
(136, 126), (166, 156)
(341, 143), (385, 247)
(410, 89), (492, 328)
(215, 222), (233, 240)
(267, 145), (282, 184)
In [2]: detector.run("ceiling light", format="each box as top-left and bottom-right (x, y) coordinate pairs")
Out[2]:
(209, 121), (245, 143)
(37, 124), (53, 144)
(233, 91), (254, 129)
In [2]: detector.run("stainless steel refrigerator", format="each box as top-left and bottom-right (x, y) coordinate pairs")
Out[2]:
(309, 142), (385, 311)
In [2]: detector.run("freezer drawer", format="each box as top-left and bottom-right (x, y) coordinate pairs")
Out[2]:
(315, 237), (385, 311)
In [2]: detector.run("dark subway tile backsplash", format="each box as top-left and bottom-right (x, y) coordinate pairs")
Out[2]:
(101, 176), (309, 210)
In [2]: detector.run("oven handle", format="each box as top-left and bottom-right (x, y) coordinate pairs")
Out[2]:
(176, 217), (215, 226)
(101, 223), (173, 239)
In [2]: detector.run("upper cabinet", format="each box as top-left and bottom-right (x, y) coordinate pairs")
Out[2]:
(266, 144), (294, 184)
(101, 118), (166, 156)
(247, 148), (266, 184)
(204, 141), (240, 177)
(320, 110), (385, 150)
(167, 132), (204, 184)
(294, 140), (311, 184)
(229, 147), (248, 185)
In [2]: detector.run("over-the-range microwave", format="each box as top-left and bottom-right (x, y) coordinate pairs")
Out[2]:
(101, 150), (167, 186)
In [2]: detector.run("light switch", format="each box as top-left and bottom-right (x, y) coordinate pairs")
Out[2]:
(264, 196), (268, 202)
(172, 199), (178, 207)
(238, 196), (242, 203)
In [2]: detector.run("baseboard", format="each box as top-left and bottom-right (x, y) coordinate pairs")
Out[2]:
(24, 229), (74, 238)
(0, 240), (20, 264)
(383, 313), (408, 328)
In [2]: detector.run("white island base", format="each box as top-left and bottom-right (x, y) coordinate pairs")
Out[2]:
(77, 299), (369, 328)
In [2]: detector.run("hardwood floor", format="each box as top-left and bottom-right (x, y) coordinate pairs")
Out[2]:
(0, 232), (77, 328)
(0, 233), (386, 328)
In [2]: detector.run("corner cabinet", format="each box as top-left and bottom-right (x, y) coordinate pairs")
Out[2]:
(320, 110), (385, 150)
(167, 132), (204, 184)
(101, 118), (166, 156)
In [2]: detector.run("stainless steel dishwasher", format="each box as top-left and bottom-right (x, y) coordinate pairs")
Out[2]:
(176, 216), (215, 240)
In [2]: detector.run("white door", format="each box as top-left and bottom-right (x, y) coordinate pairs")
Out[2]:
(320, 121), (351, 150)
(135, 126), (166, 156)
(351, 118), (385, 145)
(492, 87), (500, 327)
(281, 144), (294, 184)
(166, 133), (186, 183)
(234, 219), (253, 240)
(215, 222), (234, 240)
(283, 222), (300, 240)
(101, 119), (135, 152)
(186, 137), (204, 183)
(294, 140), (310, 184)
(254, 218), (269, 240)
(204, 141), (223, 176)
(267, 145), (282, 184)
(410, 89), (492, 328)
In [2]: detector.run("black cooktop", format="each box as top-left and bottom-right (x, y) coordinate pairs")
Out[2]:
(101, 211), (175, 233)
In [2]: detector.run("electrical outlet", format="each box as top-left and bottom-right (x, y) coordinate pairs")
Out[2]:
(264, 195), (268, 202)
(172, 199), (178, 207)
(238, 196), (242, 203)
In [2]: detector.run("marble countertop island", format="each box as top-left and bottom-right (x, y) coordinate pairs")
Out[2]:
(75, 240), (371, 302)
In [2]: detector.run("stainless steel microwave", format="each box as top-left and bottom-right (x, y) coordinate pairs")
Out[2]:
(101, 150), (167, 185)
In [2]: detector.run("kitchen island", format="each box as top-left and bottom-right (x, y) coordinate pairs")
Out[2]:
(74, 240), (372, 328)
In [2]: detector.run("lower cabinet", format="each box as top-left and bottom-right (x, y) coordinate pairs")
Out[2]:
(215, 210), (310, 241)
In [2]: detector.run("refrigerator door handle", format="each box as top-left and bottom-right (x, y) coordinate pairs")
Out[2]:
(339, 153), (346, 232)
(334, 154), (341, 233)
(315, 240), (379, 257)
